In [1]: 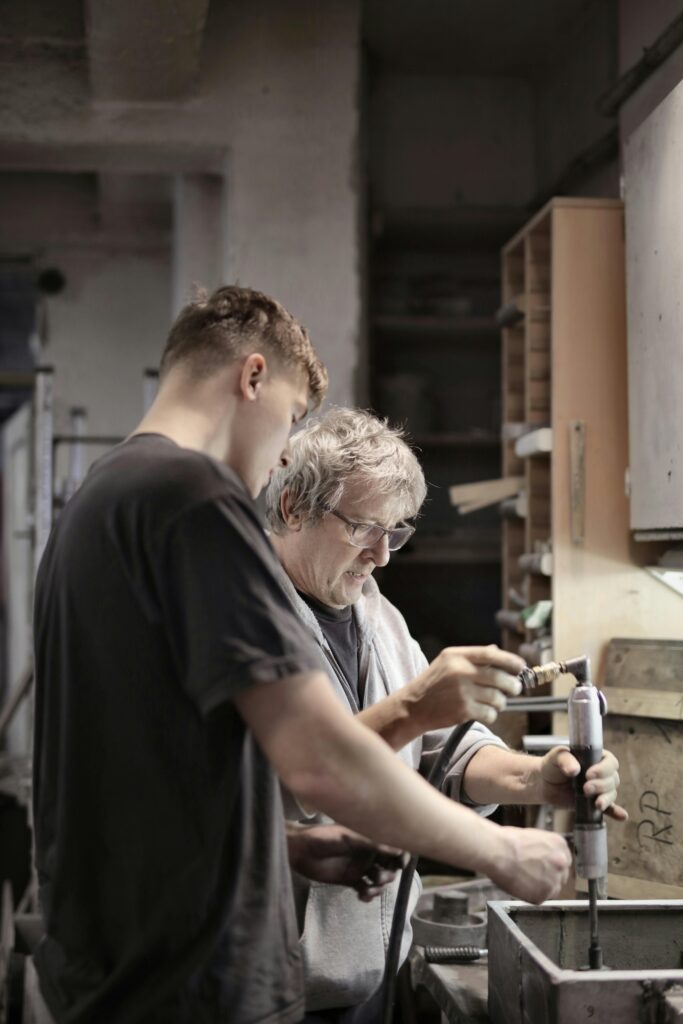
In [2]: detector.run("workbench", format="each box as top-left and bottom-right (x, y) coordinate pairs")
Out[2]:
(409, 946), (491, 1024)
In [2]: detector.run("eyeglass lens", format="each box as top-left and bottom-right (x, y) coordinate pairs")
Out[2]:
(351, 523), (414, 551)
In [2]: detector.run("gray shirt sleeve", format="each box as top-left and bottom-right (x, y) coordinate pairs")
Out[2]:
(419, 722), (508, 817)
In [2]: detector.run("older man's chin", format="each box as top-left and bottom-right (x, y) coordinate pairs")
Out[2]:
(339, 571), (371, 601)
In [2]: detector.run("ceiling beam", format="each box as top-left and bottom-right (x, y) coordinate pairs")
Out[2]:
(85, 0), (211, 102)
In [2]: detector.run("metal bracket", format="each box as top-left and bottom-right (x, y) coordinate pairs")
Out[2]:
(569, 420), (586, 546)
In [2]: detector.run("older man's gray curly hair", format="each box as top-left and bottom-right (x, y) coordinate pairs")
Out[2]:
(265, 407), (427, 534)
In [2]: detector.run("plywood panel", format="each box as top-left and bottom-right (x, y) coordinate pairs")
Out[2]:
(624, 79), (683, 530)
(549, 203), (683, 688)
(604, 637), (683, 694)
(604, 713), (683, 891)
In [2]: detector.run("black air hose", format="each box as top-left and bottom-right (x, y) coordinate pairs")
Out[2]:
(380, 718), (476, 1024)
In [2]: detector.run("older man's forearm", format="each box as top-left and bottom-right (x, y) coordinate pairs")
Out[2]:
(355, 689), (422, 750)
(461, 745), (545, 805)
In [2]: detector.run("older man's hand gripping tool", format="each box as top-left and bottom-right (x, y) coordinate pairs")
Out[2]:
(518, 656), (607, 969)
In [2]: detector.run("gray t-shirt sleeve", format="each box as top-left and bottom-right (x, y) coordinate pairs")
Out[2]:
(419, 723), (508, 817)
(157, 496), (324, 715)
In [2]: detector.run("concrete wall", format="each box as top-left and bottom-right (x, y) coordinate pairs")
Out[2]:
(0, 172), (172, 441)
(369, 74), (536, 207)
(214, 2), (361, 405)
(45, 252), (170, 443)
(0, 0), (362, 410)
(0, 2), (362, 748)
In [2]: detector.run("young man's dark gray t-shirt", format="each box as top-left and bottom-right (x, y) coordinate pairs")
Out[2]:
(32, 434), (323, 1024)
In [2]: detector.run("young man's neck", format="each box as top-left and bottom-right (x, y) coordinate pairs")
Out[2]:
(132, 367), (238, 461)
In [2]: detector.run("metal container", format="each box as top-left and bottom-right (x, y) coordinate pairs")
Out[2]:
(488, 900), (683, 1024)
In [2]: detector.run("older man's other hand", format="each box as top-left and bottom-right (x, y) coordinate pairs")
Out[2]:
(407, 644), (525, 731)
(286, 823), (408, 901)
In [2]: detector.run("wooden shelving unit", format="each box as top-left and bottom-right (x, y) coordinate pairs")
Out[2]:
(496, 200), (683, 895)
(499, 196), (683, 690)
(500, 199), (621, 663)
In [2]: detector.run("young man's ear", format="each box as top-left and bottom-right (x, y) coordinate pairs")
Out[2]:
(280, 489), (303, 531)
(240, 353), (267, 400)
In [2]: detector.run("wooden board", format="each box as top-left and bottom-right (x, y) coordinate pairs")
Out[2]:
(602, 637), (683, 720)
(624, 80), (683, 530)
(603, 687), (683, 720)
(547, 205), (683, 710)
(603, 637), (683, 695)
(604, 713), (683, 893)
(605, 874), (683, 900)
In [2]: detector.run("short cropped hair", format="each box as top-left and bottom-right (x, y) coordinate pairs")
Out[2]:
(265, 407), (427, 533)
(160, 284), (328, 407)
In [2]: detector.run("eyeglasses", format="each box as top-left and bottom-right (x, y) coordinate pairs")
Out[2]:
(324, 506), (415, 552)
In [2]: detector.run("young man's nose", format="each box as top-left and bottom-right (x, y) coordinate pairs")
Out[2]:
(279, 446), (291, 468)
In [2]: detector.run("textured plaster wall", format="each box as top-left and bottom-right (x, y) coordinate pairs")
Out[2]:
(43, 251), (171, 442)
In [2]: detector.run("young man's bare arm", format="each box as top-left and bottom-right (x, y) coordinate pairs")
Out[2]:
(235, 670), (571, 905)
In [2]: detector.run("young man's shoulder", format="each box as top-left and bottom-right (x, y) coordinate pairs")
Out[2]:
(59, 435), (252, 549)
(96, 434), (246, 506)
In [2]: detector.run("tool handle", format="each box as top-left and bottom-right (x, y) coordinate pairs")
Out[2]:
(424, 945), (486, 964)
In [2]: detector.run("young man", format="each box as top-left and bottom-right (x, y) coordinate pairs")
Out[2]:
(265, 407), (625, 1021)
(33, 287), (571, 1024)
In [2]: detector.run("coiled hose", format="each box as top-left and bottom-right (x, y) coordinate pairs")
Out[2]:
(379, 718), (476, 1024)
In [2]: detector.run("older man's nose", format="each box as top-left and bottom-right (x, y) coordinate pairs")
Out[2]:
(366, 532), (391, 567)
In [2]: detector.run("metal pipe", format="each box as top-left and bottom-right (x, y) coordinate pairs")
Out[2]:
(506, 696), (567, 713)
(0, 666), (33, 740)
(53, 435), (124, 447)
(598, 10), (683, 116)
(63, 406), (87, 502)
(532, 126), (619, 209)
(32, 366), (54, 581)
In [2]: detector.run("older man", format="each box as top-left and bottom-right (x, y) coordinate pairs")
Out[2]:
(266, 407), (624, 1023)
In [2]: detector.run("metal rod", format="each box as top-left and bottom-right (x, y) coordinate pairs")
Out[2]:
(506, 696), (567, 713)
(588, 879), (603, 969)
(0, 665), (33, 740)
(53, 435), (124, 447)
(32, 366), (54, 581)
